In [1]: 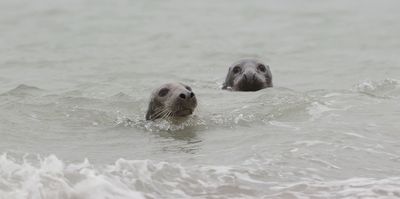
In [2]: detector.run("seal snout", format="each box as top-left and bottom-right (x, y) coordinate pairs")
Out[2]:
(179, 91), (195, 99)
(243, 71), (257, 82)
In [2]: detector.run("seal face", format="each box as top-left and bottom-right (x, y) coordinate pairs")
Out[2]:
(222, 59), (273, 91)
(146, 83), (197, 121)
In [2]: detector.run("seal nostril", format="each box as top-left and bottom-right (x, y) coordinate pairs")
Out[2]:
(190, 92), (195, 98)
(179, 93), (186, 99)
(243, 74), (247, 80)
(252, 74), (257, 80)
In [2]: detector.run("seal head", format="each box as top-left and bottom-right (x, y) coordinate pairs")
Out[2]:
(146, 83), (197, 121)
(223, 59), (273, 91)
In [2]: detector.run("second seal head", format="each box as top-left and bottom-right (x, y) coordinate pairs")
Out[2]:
(223, 59), (273, 91)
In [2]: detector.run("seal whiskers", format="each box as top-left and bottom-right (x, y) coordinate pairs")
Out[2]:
(152, 108), (170, 120)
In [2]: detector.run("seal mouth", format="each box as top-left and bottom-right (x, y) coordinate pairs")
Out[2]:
(174, 109), (193, 117)
(236, 79), (266, 91)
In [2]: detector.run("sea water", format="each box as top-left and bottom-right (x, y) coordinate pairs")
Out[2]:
(1, 0), (400, 198)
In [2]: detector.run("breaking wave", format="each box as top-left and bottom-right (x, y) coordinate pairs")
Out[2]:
(1, 153), (399, 199)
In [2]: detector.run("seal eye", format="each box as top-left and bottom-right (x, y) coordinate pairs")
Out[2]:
(232, 66), (241, 74)
(158, 88), (169, 97)
(185, 86), (192, 91)
(258, 64), (267, 72)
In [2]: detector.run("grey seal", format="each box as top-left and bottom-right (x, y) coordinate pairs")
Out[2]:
(222, 59), (273, 91)
(146, 82), (197, 121)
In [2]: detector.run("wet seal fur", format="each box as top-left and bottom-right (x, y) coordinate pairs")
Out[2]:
(146, 82), (197, 121)
(223, 59), (273, 91)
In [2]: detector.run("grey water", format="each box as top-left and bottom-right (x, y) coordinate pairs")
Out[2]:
(1, 0), (400, 198)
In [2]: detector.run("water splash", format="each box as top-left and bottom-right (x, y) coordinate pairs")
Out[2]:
(354, 79), (400, 98)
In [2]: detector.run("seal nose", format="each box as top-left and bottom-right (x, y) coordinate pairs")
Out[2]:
(243, 71), (256, 82)
(179, 92), (195, 99)
(179, 92), (195, 100)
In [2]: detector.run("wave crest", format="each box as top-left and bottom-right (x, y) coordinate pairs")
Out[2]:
(1, 154), (400, 198)
(354, 79), (400, 98)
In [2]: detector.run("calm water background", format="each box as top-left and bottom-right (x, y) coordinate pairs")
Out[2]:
(1, 0), (400, 198)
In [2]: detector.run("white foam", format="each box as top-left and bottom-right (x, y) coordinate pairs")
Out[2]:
(354, 79), (400, 98)
(307, 102), (335, 121)
(1, 154), (400, 198)
(0, 154), (145, 199)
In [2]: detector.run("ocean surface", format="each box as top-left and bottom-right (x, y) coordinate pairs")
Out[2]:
(1, 0), (400, 198)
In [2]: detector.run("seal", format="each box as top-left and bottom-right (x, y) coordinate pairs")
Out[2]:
(145, 82), (197, 121)
(222, 59), (273, 91)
